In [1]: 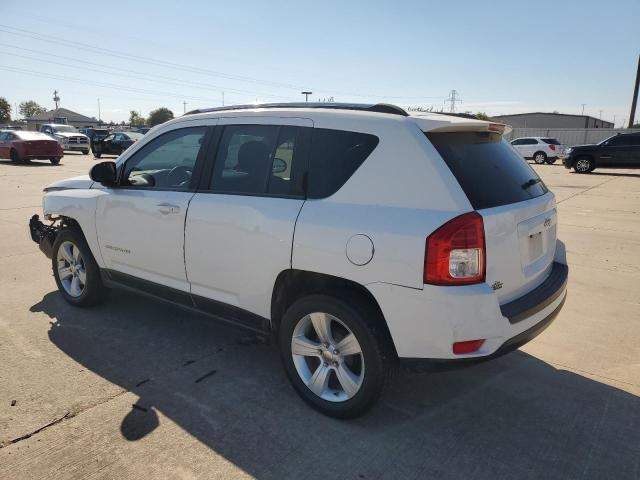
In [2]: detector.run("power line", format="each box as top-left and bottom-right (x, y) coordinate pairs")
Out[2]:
(0, 49), (294, 101)
(0, 25), (446, 101)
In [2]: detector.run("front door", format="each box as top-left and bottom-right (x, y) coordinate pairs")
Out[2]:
(185, 117), (311, 322)
(95, 125), (211, 292)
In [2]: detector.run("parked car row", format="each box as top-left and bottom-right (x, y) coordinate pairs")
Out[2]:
(510, 132), (640, 173)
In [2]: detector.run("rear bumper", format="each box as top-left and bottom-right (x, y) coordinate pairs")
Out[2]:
(368, 255), (568, 360)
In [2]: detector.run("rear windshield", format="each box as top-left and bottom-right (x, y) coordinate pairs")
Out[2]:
(541, 138), (561, 145)
(426, 131), (548, 210)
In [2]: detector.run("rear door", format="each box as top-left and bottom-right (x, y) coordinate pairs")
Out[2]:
(627, 135), (640, 166)
(427, 131), (556, 303)
(0, 132), (9, 158)
(597, 135), (629, 166)
(185, 116), (311, 322)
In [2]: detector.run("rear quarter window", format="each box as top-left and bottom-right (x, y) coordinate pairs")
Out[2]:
(426, 131), (548, 210)
(308, 128), (379, 198)
(541, 138), (561, 145)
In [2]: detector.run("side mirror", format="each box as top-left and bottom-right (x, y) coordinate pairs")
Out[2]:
(272, 158), (287, 174)
(90, 161), (117, 187)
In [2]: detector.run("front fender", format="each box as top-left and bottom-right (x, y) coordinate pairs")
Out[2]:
(43, 189), (108, 267)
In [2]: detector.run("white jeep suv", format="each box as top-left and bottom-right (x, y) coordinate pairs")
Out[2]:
(29, 103), (568, 418)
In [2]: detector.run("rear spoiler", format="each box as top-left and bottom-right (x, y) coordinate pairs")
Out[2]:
(428, 122), (511, 135)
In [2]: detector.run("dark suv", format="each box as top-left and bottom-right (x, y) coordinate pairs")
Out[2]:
(563, 132), (640, 173)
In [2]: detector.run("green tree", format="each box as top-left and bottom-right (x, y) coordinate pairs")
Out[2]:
(147, 107), (174, 126)
(19, 100), (46, 118)
(0, 97), (11, 123)
(129, 110), (145, 126)
(474, 112), (490, 120)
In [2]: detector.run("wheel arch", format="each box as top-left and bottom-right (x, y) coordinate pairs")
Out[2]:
(271, 269), (398, 357)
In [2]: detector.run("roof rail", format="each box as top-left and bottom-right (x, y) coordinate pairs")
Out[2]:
(185, 102), (409, 117)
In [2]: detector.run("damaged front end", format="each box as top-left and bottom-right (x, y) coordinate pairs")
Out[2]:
(29, 214), (61, 259)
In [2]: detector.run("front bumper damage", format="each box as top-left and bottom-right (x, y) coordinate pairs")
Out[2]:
(29, 214), (60, 259)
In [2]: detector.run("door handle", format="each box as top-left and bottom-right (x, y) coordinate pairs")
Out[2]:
(157, 203), (180, 215)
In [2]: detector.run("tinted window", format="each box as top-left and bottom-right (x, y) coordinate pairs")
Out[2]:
(541, 138), (561, 145)
(607, 135), (640, 146)
(307, 129), (379, 198)
(511, 139), (526, 145)
(426, 131), (548, 210)
(524, 138), (539, 145)
(210, 124), (301, 196)
(122, 126), (205, 190)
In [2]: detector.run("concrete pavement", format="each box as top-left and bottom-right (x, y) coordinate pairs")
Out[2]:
(0, 154), (638, 479)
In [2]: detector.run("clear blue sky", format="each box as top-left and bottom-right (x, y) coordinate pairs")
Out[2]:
(1, 0), (638, 125)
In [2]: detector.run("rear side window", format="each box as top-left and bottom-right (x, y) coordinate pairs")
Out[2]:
(308, 128), (379, 198)
(541, 138), (561, 145)
(426, 131), (548, 210)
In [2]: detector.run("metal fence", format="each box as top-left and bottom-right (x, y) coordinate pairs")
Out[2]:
(504, 128), (640, 147)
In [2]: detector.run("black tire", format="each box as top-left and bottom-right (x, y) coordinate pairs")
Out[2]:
(278, 294), (391, 419)
(94, 152), (101, 159)
(573, 156), (594, 174)
(52, 227), (109, 307)
(545, 157), (557, 164)
(50, 157), (61, 165)
(10, 149), (21, 163)
(83, 150), (90, 155)
(533, 151), (547, 164)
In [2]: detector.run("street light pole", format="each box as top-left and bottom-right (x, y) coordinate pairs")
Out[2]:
(301, 91), (312, 102)
(97, 98), (101, 122)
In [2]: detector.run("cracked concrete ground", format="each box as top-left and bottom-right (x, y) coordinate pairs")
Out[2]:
(0, 154), (638, 479)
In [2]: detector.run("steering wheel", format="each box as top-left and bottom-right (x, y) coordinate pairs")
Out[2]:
(167, 165), (192, 186)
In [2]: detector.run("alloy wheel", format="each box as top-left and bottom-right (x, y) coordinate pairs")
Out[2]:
(575, 158), (591, 172)
(56, 241), (86, 297)
(291, 312), (364, 402)
(534, 153), (546, 164)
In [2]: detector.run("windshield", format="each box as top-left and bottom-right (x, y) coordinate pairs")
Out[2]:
(52, 125), (79, 133)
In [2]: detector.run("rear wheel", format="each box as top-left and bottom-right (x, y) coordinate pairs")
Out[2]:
(574, 156), (594, 173)
(52, 228), (109, 307)
(533, 151), (547, 164)
(50, 157), (61, 165)
(279, 294), (390, 418)
(10, 149), (21, 163)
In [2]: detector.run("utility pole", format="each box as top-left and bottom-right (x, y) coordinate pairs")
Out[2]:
(599, 110), (603, 120)
(222, 92), (225, 106)
(581, 104), (586, 115)
(629, 54), (640, 128)
(53, 90), (60, 109)
(301, 91), (312, 102)
(97, 98), (101, 122)
(183, 101), (187, 114)
(446, 89), (460, 113)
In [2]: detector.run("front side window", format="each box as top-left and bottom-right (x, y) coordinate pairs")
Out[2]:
(210, 124), (301, 196)
(122, 126), (206, 190)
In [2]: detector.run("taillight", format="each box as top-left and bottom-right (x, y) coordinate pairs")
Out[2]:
(424, 212), (485, 285)
(549, 144), (556, 151)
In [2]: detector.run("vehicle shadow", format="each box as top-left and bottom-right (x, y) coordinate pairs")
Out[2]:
(32, 290), (639, 479)
(0, 160), (58, 167)
(587, 171), (640, 178)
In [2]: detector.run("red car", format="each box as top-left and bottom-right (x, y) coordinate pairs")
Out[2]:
(0, 130), (64, 164)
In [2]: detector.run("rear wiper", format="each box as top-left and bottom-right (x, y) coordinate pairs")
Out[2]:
(521, 178), (541, 190)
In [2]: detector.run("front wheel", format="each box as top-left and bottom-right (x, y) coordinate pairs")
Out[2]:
(83, 149), (90, 155)
(50, 157), (61, 165)
(533, 151), (547, 164)
(574, 157), (594, 173)
(52, 228), (109, 307)
(10, 149), (21, 163)
(279, 294), (390, 418)
(545, 157), (557, 164)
